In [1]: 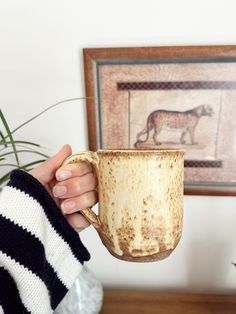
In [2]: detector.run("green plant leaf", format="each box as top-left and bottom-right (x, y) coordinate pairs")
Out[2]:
(19, 159), (47, 169)
(0, 159), (47, 169)
(0, 130), (7, 147)
(0, 110), (19, 165)
(0, 159), (47, 189)
(2, 140), (41, 147)
(0, 96), (93, 189)
(0, 163), (19, 167)
(14, 140), (41, 147)
(0, 149), (49, 159)
(3, 97), (93, 140)
(0, 171), (12, 186)
(0, 140), (41, 151)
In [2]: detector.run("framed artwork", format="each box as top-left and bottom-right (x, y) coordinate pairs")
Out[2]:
(83, 46), (236, 196)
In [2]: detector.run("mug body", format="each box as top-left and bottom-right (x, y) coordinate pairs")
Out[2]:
(96, 149), (184, 262)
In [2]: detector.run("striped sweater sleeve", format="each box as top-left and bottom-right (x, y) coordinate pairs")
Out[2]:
(0, 170), (90, 313)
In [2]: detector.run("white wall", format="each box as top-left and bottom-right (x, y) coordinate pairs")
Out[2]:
(0, 0), (236, 293)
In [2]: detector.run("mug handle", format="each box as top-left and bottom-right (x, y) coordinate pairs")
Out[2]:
(62, 151), (101, 230)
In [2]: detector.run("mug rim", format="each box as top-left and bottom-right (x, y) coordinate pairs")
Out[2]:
(97, 148), (185, 154)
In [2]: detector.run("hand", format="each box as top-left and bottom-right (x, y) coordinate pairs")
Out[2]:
(29, 145), (98, 231)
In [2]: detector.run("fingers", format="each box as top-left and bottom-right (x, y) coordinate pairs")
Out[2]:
(52, 161), (98, 232)
(65, 212), (91, 231)
(55, 162), (93, 181)
(61, 191), (98, 214)
(62, 190), (98, 231)
(53, 172), (97, 199)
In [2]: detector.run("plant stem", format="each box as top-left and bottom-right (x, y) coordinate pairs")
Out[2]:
(11, 97), (91, 136)
(0, 110), (19, 165)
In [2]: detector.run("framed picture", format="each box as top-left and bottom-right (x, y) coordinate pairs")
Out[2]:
(83, 46), (236, 196)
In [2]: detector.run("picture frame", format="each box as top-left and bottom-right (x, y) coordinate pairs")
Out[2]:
(83, 46), (236, 196)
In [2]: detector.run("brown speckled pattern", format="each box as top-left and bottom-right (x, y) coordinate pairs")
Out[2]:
(64, 149), (184, 262)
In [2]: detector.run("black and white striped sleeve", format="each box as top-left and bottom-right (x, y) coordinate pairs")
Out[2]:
(0, 170), (90, 313)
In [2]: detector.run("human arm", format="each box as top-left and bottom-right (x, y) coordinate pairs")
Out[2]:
(0, 145), (97, 313)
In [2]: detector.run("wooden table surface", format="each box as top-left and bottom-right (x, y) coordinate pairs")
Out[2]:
(100, 290), (236, 314)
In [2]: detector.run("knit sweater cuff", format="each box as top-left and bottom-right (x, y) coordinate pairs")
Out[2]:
(0, 169), (90, 312)
(8, 169), (90, 264)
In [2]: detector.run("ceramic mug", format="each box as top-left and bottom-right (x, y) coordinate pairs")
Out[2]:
(63, 149), (184, 262)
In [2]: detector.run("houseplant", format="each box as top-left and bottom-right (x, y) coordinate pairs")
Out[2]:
(0, 97), (88, 190)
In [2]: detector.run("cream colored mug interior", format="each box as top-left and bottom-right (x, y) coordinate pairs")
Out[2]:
(63, 149), (184, 262)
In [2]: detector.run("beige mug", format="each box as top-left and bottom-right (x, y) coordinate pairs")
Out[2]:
(63, 149), (184, 262)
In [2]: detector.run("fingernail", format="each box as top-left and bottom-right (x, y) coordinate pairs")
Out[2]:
(57, 170), (72, 181)
(53, 185), (67, 197)
(61, 201), (76, 213)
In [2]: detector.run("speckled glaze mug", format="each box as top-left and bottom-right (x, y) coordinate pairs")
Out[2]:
(63, 149), (184, 262)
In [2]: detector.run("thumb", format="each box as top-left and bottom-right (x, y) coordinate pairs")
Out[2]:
(30, 144), (72, 185)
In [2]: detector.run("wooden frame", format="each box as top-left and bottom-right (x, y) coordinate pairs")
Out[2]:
(83, 46), (236, 196)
